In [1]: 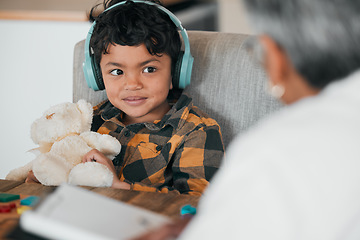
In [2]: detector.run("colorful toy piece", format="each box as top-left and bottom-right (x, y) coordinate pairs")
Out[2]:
(0, 193), (20, 202)
(20, 196), (40, 207)
(0, 202), (16, 213)
(17, 206), (32, 215)
(180, 205), (197, 216)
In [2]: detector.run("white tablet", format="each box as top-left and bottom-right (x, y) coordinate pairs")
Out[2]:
(20, 184), (171, 240)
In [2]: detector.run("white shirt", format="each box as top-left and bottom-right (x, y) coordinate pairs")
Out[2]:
(179, 71), (360, 240)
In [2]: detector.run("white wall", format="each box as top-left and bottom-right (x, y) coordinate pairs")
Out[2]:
(0, 20), (91, 179)
(218, 0), (252, 34)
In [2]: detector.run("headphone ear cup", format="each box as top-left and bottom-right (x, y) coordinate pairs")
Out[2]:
(172, 51), (184, 89)
(91, 56), (105, 91)
(83, 43), (105, 91)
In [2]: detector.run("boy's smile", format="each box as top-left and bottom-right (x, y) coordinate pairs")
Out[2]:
(100, 43), (173, 125)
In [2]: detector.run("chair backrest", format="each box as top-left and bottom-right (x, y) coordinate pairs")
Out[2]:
(73, 31), (282, 148)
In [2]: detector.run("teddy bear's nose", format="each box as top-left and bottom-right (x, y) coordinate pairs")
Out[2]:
(46, 113), (55, 119)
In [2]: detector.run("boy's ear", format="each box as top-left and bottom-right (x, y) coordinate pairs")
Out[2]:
(259, 35), (292, 86)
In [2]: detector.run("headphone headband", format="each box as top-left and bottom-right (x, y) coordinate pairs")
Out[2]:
(83, 0), (193, 91)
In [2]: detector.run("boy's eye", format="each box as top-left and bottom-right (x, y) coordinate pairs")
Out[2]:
(110, 69), (123, 76)
(143, 67), (156, 73)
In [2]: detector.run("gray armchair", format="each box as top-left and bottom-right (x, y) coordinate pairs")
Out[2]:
(73, 31), (282, 148)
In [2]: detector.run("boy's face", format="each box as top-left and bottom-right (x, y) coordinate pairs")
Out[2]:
(100, 43), (173, 125)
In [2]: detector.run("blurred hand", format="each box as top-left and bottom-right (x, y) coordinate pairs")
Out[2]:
(131, 217), (192, 240)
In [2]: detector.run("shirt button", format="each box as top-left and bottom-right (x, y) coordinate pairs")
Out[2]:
(156, 145), (162, 151)
(124, 131), (130, 137)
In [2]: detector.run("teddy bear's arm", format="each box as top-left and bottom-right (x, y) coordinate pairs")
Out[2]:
(80, 132), (121, 159)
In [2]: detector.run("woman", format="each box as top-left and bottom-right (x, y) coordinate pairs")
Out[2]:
(136, 0), (360, 239)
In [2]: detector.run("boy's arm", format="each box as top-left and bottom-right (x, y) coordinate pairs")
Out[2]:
(130, 124), (225, 195)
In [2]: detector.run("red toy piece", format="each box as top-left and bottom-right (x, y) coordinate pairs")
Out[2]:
(0, 202), (17, 213)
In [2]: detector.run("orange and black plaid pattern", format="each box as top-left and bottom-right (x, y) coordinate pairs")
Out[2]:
(91, 93), (224, 196)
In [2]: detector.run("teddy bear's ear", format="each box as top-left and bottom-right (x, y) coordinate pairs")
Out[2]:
(76, 99), (93, 131)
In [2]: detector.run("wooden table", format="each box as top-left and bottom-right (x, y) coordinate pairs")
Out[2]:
(0, 179), (200, 239)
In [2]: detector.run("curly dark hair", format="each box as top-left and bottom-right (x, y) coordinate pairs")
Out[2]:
(89, 0), (181, 76)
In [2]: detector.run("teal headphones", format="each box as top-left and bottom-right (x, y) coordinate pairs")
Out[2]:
(83, 0), (194, 91)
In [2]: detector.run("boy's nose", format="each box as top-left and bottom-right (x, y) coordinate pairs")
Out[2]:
(124, 75), (143, 90)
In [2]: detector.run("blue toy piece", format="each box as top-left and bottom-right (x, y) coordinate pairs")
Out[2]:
(20, 196), (40, 207)
(180, 204), (197, 216)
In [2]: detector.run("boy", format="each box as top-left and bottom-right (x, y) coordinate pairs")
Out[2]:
(28, 0), (224, 196)
(84, 0), (225, 196)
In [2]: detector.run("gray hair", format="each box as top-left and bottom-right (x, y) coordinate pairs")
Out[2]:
(242, 0), (360, 88)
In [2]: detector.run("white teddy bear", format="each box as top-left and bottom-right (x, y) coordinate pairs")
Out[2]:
(6, 99), (121, 187)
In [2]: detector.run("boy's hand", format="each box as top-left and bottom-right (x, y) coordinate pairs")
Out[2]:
(25, 170), (40, 184)
(82, 149), (130, 190)
(82, 149), (116, 173)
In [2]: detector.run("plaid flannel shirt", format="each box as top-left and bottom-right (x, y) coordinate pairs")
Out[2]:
(91, 93), (224, 196)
